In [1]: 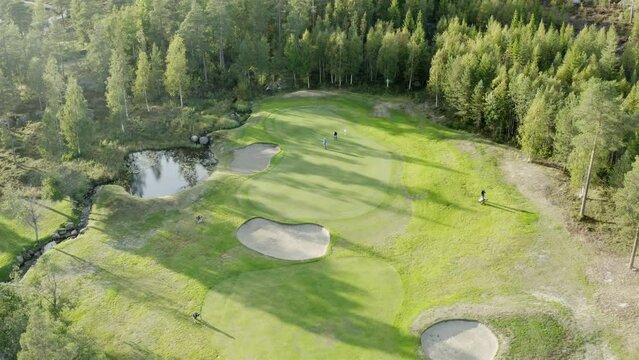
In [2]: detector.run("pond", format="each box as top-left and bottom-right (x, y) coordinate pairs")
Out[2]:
(127, 149), (217, 198)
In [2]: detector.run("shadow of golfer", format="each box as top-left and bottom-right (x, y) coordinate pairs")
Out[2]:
(199, 319), (235, 339)
(485, 202), (533, 214)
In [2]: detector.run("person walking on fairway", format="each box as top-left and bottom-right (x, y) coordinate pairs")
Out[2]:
(333, 130), (338, 141)
(323, 137), (328, 149)
(479, 190), (486, 205)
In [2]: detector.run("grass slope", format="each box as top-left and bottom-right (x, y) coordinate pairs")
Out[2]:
(0, 199), (74, 279)
(23, 93), (591, 359)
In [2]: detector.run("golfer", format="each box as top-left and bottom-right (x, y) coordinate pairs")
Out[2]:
(333, 131), (338, 140)
(479, 190), (486, 205)
(323, 137), (328, 149)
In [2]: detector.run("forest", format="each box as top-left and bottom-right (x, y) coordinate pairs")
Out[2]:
(1, 0), (639, 358)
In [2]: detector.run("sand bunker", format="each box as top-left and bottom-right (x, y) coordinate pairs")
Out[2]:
(230, 143), (280, 174)
(236, 217), (330, 260)
(282, 90), (333, 98)
(421, 320), (498, 360)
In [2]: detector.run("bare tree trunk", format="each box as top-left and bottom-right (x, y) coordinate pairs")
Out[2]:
(408, 70), (413, 90)
(124, 92), (129, 120)
(202, 53), (208, 82)
(179, 86), (184, 108)
(630, 225), (639, 269)
(579, 127), (599, 219)
(386, 78), (389, 88)
(6, 122), (17, 164)
(293, 72), (297, 88)
(350, 74), (353, 85)
(307, 74), (310, 89)
(219, 45), (226, 71)
(144, 89), (150, 112)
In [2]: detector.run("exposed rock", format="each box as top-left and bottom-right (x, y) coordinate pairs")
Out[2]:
(191, 135), (199, 143)
(79, 227), (88, 234)
(199, 136), (210, 145)
(71, 230), (78, 236)
(16, 255), (24, 265)
(52, 232), (60, 240)
(65, 222), (74, 231)
(57, 228), (66, 234)
(43, 241), (56, 253)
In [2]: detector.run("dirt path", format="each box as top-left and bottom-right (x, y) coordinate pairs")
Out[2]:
(498, 147), (639, 358)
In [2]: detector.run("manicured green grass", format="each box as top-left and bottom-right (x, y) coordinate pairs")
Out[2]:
(0, 199), (74, 280)
(23, 93), (591, 359)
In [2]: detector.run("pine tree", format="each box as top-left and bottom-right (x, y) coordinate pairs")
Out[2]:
(134, 50), (152, 112)
(484, 68), (511, 141)
(345, 25), (363, 85)
(365, 22), (383, 82)
(377, 30), (399, 88)
(614, 156), (639, 269)
(149, 44), (164, 100)
(568, 79), (627, 218)
(387, 0), (401, 28)
(406, 21), (426, 90)
(299, 30), (316, 89)
(178, 0), (209, 82)
(42, 57), (65, 113)
(39, 108), (64, 159)
(105, 47), (130, 132)
(206, 0), (231, 72)
(165, 35), (189, 107)
(58, 76), (91, 156)
(469, 80), (485, 129)
(86, 20), (111, 90)
(285, 34), (302, 88)
(519, 91), (553, 160)
(328, 30), (347, 87)
(599, 26), (619, 81)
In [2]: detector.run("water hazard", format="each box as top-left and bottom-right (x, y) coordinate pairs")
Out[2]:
(127, 149), (216, 198)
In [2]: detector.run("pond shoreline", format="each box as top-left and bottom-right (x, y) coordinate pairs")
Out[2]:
(9, 145), (217, 281)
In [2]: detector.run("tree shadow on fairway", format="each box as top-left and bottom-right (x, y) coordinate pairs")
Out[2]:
(198, 319), (235, 339)
(485, 202), (533, 214)
(205, 258), (414, 357)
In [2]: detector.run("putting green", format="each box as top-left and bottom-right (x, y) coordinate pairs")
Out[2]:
(201, 257), (408, 359)
(239, 106), (395, 221)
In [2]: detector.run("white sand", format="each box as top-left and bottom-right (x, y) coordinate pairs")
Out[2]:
(236, 218), (330, 260)
(282, 90), (333, 98)
(421, 320), (498, 360)
(230, 143), (280, 174)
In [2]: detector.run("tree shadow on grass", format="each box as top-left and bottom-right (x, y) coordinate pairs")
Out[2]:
(204, 258), (414, 357)
(484, 202), (533, 214)
(197, 319), (235, 339)
(0, 221), (31, 279)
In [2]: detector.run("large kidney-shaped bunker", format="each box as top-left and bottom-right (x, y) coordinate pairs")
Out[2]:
(421, 320), (498, 360)
(236, 217), (330, 260)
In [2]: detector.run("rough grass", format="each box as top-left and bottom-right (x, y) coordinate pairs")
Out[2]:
(490, 314), (581, 359)
(22, 93), (593, 359)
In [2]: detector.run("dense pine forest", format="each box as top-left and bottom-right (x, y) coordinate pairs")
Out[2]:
(1, 0), (639, 358)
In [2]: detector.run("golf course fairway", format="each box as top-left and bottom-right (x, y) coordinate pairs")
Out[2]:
(23, 93), (592, 359)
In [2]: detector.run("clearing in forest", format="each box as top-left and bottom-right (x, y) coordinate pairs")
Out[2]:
(24, 93), (601, 359)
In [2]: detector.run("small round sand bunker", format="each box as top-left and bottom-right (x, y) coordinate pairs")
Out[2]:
(421, 320), (498, 360)
(236, 217), (330, 260)
(230, 143), (280, 174)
